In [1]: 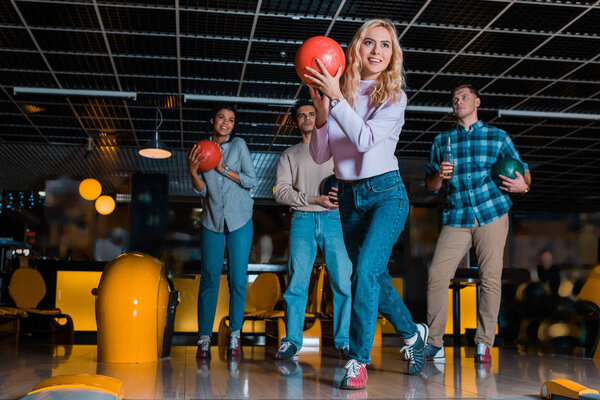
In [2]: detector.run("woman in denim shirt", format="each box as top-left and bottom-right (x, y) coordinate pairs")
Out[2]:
(306, 19), (427, 389)
(187, 104), (257, 360)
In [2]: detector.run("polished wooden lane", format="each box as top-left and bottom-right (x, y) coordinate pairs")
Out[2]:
(1, 344), (599, 399)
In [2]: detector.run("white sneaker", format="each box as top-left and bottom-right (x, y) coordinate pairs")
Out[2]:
(425, 344), (445, 363)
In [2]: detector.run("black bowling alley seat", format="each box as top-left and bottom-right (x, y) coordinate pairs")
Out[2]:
(7, 267), (74, 344)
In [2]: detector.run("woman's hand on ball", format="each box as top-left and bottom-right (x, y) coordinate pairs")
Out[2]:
(304, 58), (343, 100)
(187, 144), (205, 174)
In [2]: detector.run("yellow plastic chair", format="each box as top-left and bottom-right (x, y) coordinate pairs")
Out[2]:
(218, 272), (284, 346)
(267, 266), (325, 349)
(319, 268), (383, 348)
(573, 264), (600, 358)
(297, 266), (325, 348)
(7, 266), (74, 344)
(305, 266), (326, 317)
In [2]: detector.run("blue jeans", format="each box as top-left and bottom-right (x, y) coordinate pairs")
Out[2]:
(282, 210), (352, 350)
(197, 219), (253, 336)
(338, 170), (417, 364)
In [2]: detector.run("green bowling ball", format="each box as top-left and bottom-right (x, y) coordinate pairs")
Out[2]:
(491, 157), (524, 187)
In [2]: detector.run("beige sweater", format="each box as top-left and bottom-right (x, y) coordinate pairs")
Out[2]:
(275, 142), (335, 212)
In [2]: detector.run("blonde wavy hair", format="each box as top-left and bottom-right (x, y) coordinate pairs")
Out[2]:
(341, 19), (405, 108)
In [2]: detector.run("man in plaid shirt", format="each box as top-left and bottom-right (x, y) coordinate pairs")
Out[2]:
(424, 84), (531, 365)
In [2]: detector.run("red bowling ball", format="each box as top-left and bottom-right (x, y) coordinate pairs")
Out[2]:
(295, 36), (346, 85)
(193, 140), (222, 172)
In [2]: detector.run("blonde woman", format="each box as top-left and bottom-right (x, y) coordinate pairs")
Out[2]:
(306, 19), (427, 389)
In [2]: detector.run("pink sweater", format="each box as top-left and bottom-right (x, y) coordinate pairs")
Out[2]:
(310, 80), (407, 180)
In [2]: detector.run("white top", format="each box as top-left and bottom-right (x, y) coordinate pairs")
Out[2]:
(310, 80), (407, 180)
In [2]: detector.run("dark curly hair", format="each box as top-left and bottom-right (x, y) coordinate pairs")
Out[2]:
(208, 104), (237, 136)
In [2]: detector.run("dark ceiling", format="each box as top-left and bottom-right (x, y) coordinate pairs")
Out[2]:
(0, 0), (599, 211)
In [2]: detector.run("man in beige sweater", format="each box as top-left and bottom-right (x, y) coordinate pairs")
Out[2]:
(273, 99), (352, 360)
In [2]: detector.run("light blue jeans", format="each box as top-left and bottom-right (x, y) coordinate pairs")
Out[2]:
(197, 219), (253, 336)
(282, 210), (352, 350)
(338, 170), (417, 364)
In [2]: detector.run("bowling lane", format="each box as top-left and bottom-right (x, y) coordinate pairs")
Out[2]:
(2, 343), (600, 399)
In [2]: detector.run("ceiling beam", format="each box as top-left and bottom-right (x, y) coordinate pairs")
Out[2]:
(416, 0), (599, 143)
(236, 0), (262, 97)
(398, 0), (431, 40)
(16, 0), (597, 39)
(269, 0), (348, 153)
(408, 0), (517, 102)
(4, 46), (599, 71)
(323, 0), (346, 37)
(185, 94), (295, 106)
(499, 110), (600, 121)
(5, 64), (599, 86)
(184, 94), (600, 120)
(484, 50), (600, 138)
(3, 118), (596, 137)
(0, 84), (51, 144)
(479, 1), (600, 93)
(9, 0), (92, 142)
(92, 0), (139, 147)
(528, 130), (600, 185)
(2, 23), (598, 65)
(485, 0), (596, 9)
(506, 53), (600, 111)
(12, 87), (137, 99)
(175, 0), (184, 149)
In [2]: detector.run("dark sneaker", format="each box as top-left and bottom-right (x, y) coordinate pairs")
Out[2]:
(425, 343), (445, 363)
(401, 323), (428, 375)
(275, 359), (300, 376)
(227, 336), (242, 358)
(420, 362), (445, 379)
(274, 341), (299, 360)
(340, 359), (367, 390)
(196, 339), (211, 359)
(338, 345), (350, 360)
(475, 343), (492, 364)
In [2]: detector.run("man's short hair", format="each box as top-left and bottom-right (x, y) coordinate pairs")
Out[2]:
(291, 99), (315, 121)
(451, 83), (479, 98)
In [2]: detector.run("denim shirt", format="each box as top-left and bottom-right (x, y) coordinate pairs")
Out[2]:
(197, 136), (257, 233)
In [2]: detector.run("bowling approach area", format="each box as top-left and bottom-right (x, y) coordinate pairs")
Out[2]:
(2, 343), (600, 400)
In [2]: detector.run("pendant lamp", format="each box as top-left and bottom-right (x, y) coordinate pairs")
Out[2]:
(139, 108), (171, 159)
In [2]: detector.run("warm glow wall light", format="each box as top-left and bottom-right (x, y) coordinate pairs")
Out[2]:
(95, 195), (115, 215)
(79, 178), (102, 201)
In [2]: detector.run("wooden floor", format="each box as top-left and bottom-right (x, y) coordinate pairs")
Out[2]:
(2, 343), (600, 399)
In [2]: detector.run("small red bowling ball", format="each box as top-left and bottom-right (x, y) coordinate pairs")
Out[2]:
(295, 36), (346, 85)
(193, 140), (221, 172)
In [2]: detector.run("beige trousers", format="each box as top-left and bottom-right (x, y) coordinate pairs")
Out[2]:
(426, 213), (509, 348)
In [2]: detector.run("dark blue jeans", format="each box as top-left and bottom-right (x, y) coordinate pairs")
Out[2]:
(338, 170), (417, 364)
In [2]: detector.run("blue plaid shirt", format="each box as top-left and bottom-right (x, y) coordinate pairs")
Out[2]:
(426, 120), (529, 227)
